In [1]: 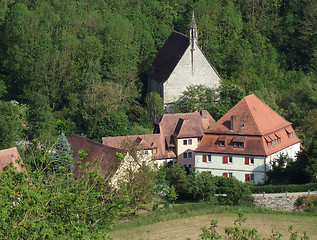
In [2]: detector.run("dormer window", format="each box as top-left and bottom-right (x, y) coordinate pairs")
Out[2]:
(233, 142), (244, 148)
(272, 140), (276, 146)
(11, 154), (15, 159)
(218, 136), (227, 147)
(152, 148), (157, 154)
(289, 132), (293, 139)
(285, 126), (294, 139)
(232, 136), (245, 149)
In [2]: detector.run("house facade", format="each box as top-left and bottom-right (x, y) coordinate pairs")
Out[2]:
(148, 14), (220, 108)
(195, 94), (301, 185)
(102, 110), (215, 169)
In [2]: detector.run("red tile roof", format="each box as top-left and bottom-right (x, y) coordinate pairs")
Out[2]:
(68, 134), (126, 179)
(0, 147), (24, 172)
(196, 94), (301, 156)
(158, 111), (215, 138)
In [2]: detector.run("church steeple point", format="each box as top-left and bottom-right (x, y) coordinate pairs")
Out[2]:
(189, 11), (198, 42)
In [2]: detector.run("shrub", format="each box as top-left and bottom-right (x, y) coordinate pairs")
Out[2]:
(249, 183), (317, 194)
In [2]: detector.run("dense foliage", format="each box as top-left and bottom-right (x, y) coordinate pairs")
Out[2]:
(0, 0), (317, 148)
(159, 163), (253, 205)
(0, 163), (129, 239)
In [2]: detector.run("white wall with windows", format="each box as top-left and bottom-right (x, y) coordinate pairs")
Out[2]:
(195, 153), (268, 184)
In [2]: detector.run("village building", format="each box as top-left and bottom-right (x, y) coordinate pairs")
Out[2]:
(68, 134), (147, 186)
(148, 13), (220, 109)
(102, 110), (215, 169)
(0, 147), (24, 172)
(194, 94), (301, 185)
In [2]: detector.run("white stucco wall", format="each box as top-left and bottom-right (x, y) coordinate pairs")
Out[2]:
(163, 42), (220, 104)
(265, 142), (301, 169)
(195, 153), (268, 185)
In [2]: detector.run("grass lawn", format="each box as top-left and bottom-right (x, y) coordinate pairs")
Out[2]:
(108, 203), (317, 240)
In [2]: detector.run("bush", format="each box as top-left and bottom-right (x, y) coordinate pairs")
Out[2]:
(249, 183), (317, 194)
(215, 177), (253, 205)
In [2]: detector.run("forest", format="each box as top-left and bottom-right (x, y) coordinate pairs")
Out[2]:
(0, 0), (317, 148)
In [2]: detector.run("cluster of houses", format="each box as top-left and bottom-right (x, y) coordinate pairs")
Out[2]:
(0, 14), (301, 185)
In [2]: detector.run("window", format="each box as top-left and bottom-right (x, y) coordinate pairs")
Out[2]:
(152, 148), (157, 154)
(188, 164), (192, 169)
(250, 174), (255, 182)
(183, 139), (193, 146)
(220, 141), (225, 147)
(11, 154), (15, 159)
(272, 140), (276, 146)
(183, 151), (193, 159)
(223, 156), (228, 164)
(289, 132), (293, 139)
(223, 172), (233, 178)
(233, 142), (244, 148)
(250, 158), (254, 165)
(278, 138), (281, 144)
(144, 150), (149, 155)
(203, 154), (212, 163)
(245, 173), (254, 182)
(229, 156), (233, 164)
(268, 142), (271, 148)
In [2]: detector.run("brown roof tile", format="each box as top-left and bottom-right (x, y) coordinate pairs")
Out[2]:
(102, 134), (173, 160)
(68, 134), (125, 179)
(148, 31), (189, 84)
(196, 94), (301, 156)
(158, 111), (215, 139)
(0, 147), (24, 172)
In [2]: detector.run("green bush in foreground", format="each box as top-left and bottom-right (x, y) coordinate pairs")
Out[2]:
(249, 183), (317, 194)
(0, 163), (129, 239)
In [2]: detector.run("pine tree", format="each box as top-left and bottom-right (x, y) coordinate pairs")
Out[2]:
(51, 132), (74, 174)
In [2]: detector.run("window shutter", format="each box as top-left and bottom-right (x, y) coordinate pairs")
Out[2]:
(203, 155), (207, 162)
(223, 172), (228, 178)
(223, 156), (228, 164)
(245, 157), (249, 165)
(245, 174), (250, 181)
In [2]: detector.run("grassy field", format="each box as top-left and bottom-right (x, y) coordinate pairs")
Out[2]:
(108, 202), (317, 240)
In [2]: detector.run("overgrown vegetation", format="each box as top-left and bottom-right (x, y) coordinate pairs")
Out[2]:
(0, 0), (317, 150)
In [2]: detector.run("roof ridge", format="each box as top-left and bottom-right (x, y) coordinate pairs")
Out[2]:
(70, 134), (124, 153)
(243, 96), (262, 135)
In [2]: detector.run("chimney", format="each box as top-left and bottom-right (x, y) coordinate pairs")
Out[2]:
(230, 115), (236, 131)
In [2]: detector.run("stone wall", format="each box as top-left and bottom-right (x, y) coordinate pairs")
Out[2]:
(253, 194), (299, 211)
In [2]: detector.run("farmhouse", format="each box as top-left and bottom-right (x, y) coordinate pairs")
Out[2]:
(68, 134), (148, 185)
(0, 147), (24, 172)
(148, 13), (220, 108)
(194, 94), (301, 185)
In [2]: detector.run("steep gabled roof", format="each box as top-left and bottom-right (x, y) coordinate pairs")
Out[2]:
(158, 111), (215, 138)
(206, 94), (291, 136)
(68, 134), (126, 179)
(149, 31), (189, 84)
(0, 147), (24, 172)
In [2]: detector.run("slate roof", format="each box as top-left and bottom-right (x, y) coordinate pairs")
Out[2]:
(148, 31), (189, 84)
(0, 147), (24, 172)
(68, 134), (126, 179)
(196, 94), (301, 156)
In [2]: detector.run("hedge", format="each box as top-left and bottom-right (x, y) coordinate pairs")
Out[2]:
(249, 183), (317, 194)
